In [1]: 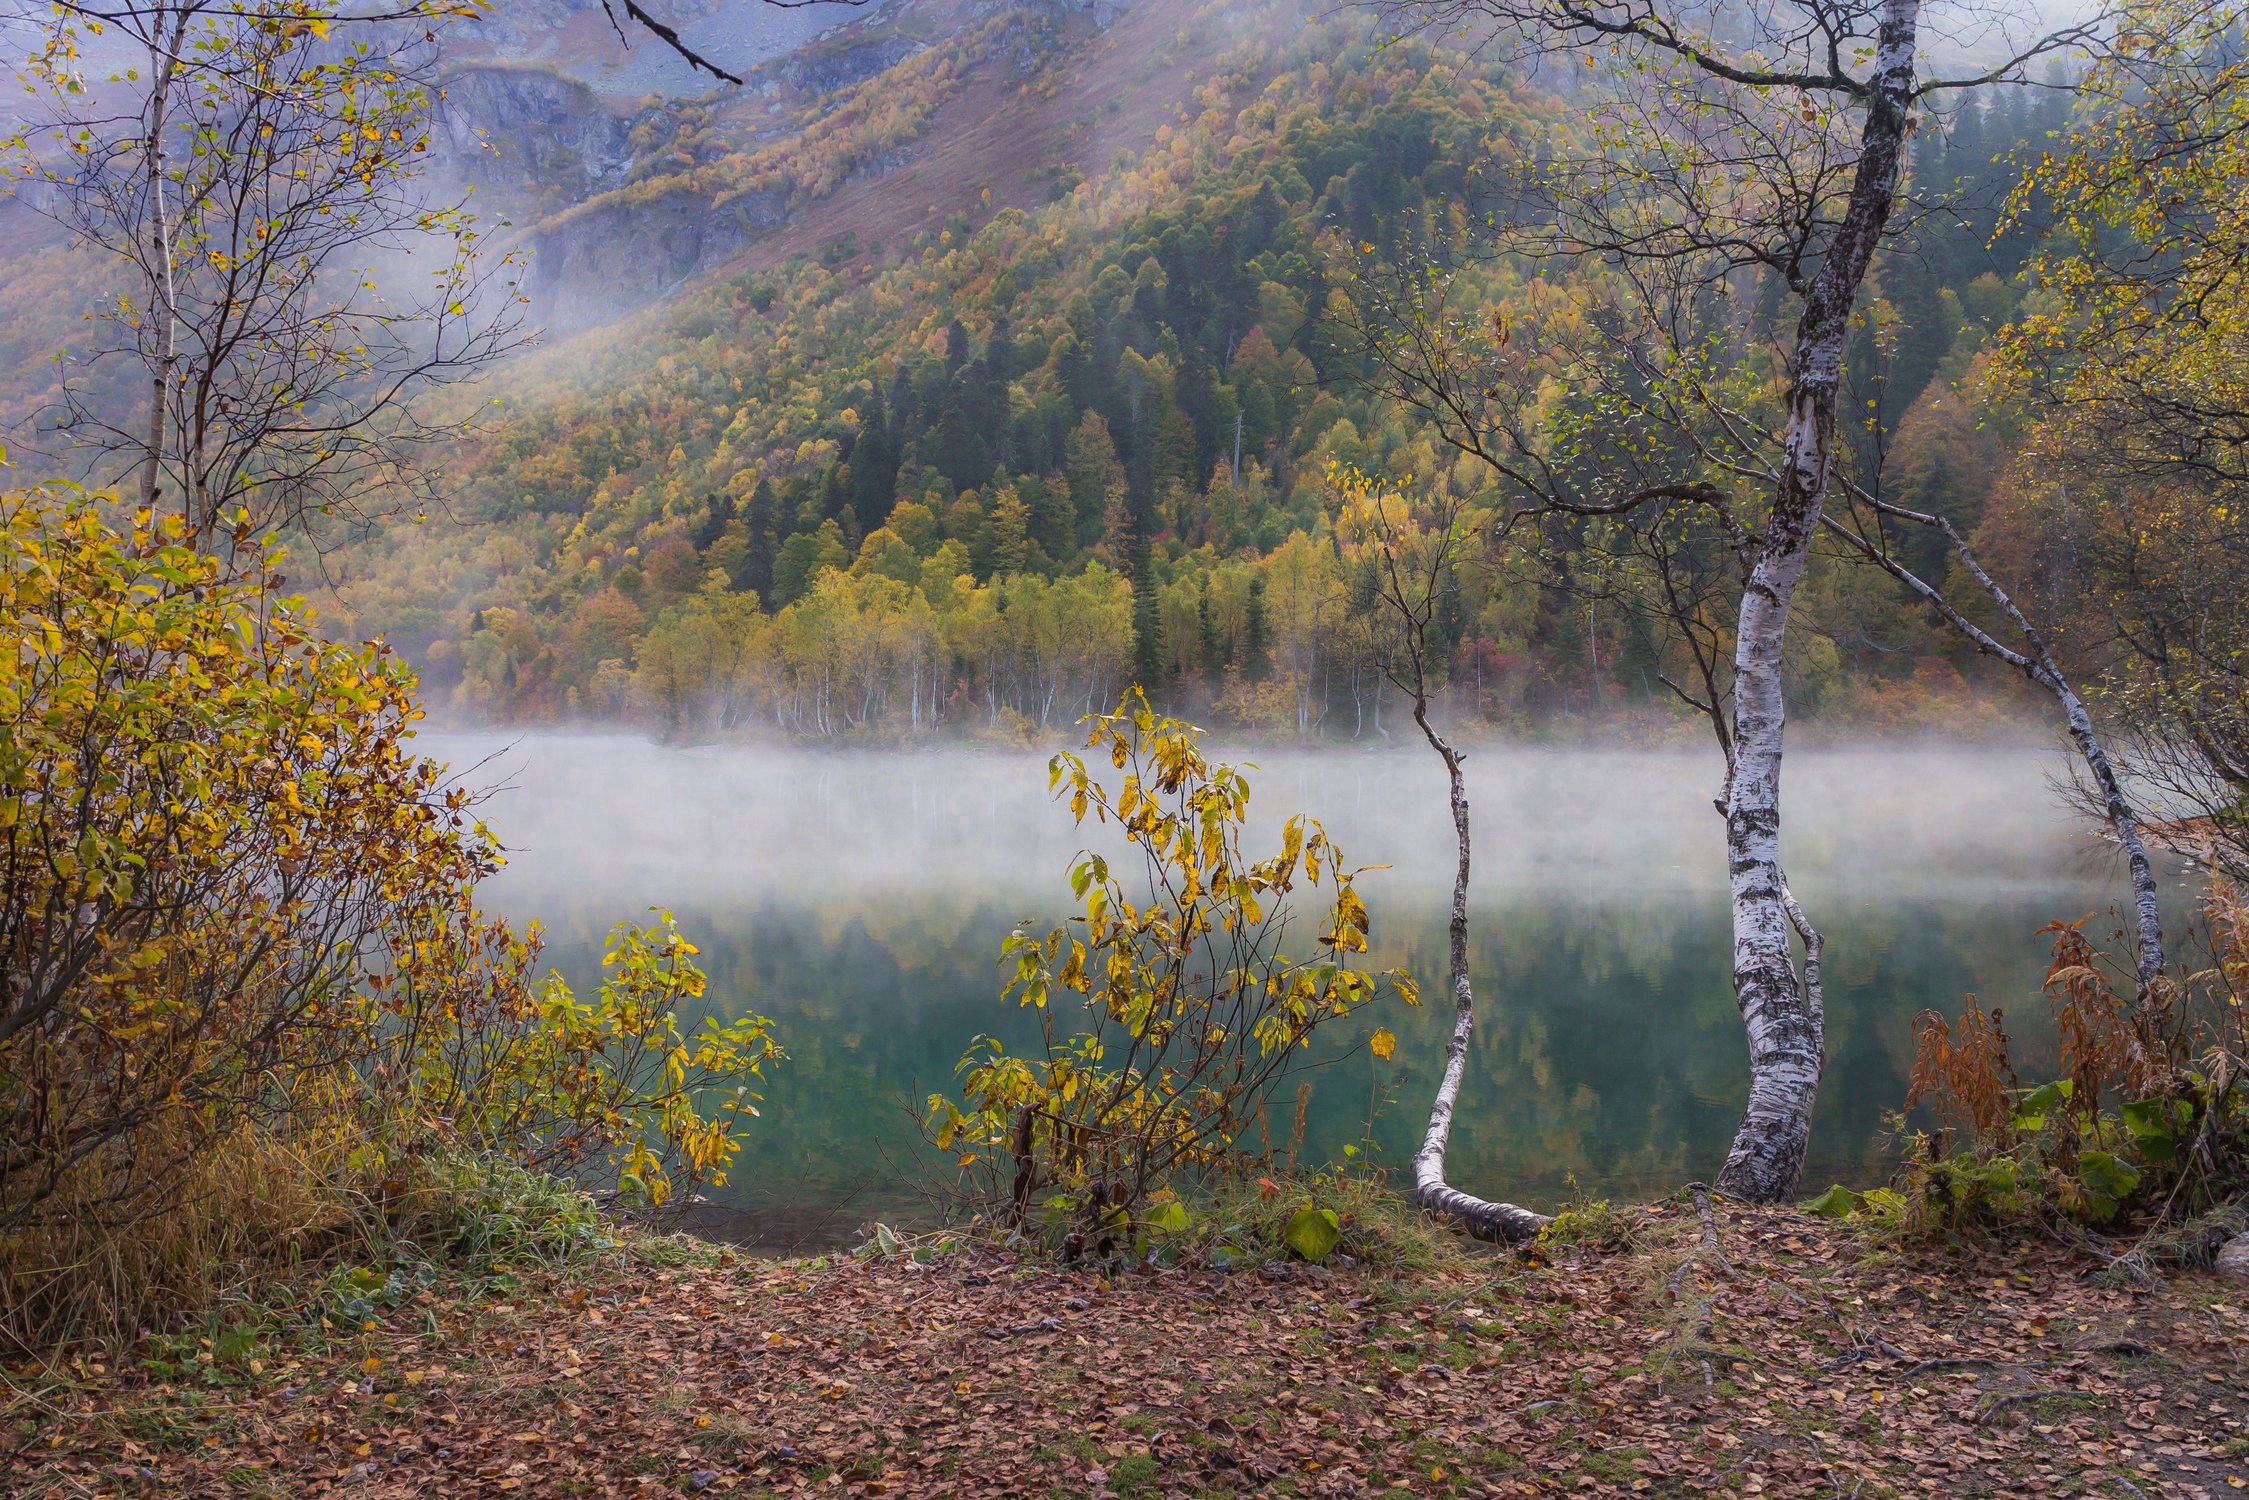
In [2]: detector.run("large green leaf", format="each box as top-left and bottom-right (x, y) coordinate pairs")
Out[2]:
(2076, 1150), (2142, 1204)
(1802, 1184), (1860, 1219)
(2119, 1098), (2191, 1163)
(1283, 1204), (1340, 1263)
(2011, 1079), (2072, 1134)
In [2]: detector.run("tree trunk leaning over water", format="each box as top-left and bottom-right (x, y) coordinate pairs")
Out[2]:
(1824, 494), (2166, 1017)
(1713, 0), (1921, 1204)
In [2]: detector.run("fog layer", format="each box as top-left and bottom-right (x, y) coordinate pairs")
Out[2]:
(430, 734), (2119, 914)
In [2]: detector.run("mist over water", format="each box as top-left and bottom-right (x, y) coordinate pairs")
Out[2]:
(424, 733), (2133, 1246)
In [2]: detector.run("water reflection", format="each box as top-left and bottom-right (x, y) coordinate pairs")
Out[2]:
(428, 733), (2140, 1245)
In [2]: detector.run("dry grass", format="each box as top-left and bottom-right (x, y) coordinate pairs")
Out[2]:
(2, 1118), (378, 1357)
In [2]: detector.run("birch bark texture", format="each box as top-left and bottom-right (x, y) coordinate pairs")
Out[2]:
(1712, 0), (1921, 1202)
(1409, 703), (1549, 1243)
(1825, 496), (2166, 1008)
(136, 12), (188, 515)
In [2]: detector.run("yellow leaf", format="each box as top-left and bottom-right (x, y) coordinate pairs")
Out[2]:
(1370, 1028), (1396, 1061)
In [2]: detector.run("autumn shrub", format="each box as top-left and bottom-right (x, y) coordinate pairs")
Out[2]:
(1823, 888), (2248, 1246)
(1535, 1195), (1643, 1254)
(0, 489), (777, 1349)
(1, 488), (486, 1259)
(366, 901), (782, 1212)
(925, 691), (1419, 1253)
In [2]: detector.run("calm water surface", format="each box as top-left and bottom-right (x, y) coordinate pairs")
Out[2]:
(425, 734), (2148, 1246)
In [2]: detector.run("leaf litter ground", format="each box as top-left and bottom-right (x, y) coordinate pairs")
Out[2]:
(9, 1197), (2247, 1497)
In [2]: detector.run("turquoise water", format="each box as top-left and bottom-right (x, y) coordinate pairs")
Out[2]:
(428, 734), (2144, 1245)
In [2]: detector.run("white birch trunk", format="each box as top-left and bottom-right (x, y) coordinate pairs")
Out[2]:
(1828, 502), (2166, 1006)
(1716, 0), (1920, 1203)
(1410, 700), (1549, 1244)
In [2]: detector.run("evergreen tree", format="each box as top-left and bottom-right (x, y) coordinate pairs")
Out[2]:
(987, 483), (1032, 576)
(690, 491), (733, 549)
(852, 383), (898, 535)
(932, 378), (993, 490)
(1155, 404), (1203, 499)
(1243, 573), (1270, 681)
(1198, 575), (1224, 676)
(821, 464), (855, 541)
(733, 478), (778, 603)
(1243, 179), (1285, 255)
(984, 315), (1015, 387)
(1131, 549), (1166, 692)
(1022, 471), (1075, 564)
(1051, 327), (1093, 413)
(1065, 411), (1125, 550)
(1123, 379), (1158, 538)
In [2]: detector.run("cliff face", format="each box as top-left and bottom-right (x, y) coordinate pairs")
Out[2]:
(444, 0), (886, 101)
(431, 66), (638, 202)
(276, 0), (1147, 340)
(515, 20), (939, 333)
(779, 31), (924, 94)
(527, 187), (789, 334)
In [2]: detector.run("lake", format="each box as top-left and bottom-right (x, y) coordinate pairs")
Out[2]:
(423, 732), (2148, 1246)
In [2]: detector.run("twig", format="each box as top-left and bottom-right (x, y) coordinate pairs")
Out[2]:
(1820, 1336), (1911, 1371)
(984, 1316), (1060, 1338)
(1904, 1356), (2019, 1377)
(1688, 1181), (1732, 1272)
(1971, 1388), (2083, 1425)
(1661, 1183), (1731, 1390)
(2062, 1227), (2159, 1288)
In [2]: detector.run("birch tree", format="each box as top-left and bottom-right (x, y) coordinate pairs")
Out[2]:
(8, 0), (835, 552)
(1819, 489), (2169, 1017)
(12, 1), (529, 556)
(1354, 0), (2093, 1200)
(1335, 469), (1549, 1242)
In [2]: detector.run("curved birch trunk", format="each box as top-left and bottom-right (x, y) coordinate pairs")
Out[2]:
(1716, 0), (1920, 1204)
(1409, 700), (1549, 1244)
(1825, 501), (2165, 1010)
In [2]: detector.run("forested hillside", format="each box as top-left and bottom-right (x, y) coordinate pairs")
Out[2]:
(327, 0), (2072, 739)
